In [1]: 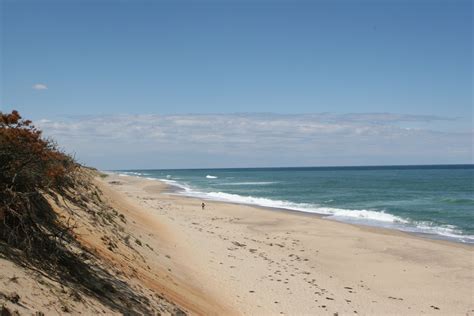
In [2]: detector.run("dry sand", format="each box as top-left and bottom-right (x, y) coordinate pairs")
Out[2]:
(97, 173), (474, 315)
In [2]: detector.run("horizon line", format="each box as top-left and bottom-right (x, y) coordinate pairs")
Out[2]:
(110, 163), (474, 172)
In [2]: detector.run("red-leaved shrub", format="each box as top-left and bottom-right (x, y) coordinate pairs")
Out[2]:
(0, 110), (77, 249)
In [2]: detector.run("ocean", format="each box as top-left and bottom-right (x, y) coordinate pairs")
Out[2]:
(116, 165), (474, 244)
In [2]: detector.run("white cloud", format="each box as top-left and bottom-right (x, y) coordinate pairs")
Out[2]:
(32, 83), (48, 90)
(36, 113), (472, 169)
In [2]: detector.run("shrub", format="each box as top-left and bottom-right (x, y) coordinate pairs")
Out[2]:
(0, 110), (77, 250)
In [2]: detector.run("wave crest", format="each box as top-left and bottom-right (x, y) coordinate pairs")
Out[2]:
(158, 178), (474, 244)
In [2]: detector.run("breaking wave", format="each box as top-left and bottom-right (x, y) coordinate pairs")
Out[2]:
(157, 178), (474, 244)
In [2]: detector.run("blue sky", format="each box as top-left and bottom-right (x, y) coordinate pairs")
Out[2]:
(1, 0), (472, 168)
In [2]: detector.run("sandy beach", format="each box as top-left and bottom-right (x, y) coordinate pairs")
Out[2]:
(94, 173), (473, 315)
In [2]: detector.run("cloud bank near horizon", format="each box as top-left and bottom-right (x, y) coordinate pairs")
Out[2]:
(37, 113), (472, 169)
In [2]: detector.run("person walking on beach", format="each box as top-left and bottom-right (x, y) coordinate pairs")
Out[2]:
(201, 202), (205, 210)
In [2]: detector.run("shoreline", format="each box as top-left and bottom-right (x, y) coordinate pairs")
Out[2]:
(164, 180), (472, 249)
(102, 173), (474, 315)
(119, 173), (473, 247)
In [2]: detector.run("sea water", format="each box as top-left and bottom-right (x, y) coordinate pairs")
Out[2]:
(116, 165), (474, 244)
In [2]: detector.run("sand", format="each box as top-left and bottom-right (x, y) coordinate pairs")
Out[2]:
(96, 173), (474, 315)
(1, 169), (196, 315)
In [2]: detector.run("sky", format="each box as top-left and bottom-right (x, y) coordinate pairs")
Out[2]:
(1, 0), (472, 169)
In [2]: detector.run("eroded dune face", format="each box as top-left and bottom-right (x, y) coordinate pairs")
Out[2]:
(0, 168), (190, 316)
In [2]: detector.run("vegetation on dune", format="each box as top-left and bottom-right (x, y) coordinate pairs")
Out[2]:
(0, 110), (184, 315)
(0, 110), (77, 252)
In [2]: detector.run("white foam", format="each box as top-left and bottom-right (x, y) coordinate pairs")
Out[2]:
(156, 178), (474, 244)
(176, 190), (408, 224)
(159, 179), (193, 192)
(319, 207), (408, 223)
(409, 222), (474, 243)
(205, 191), (312, 210)
(206, 175), (218, 179)
(118, 171), (149, 176)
